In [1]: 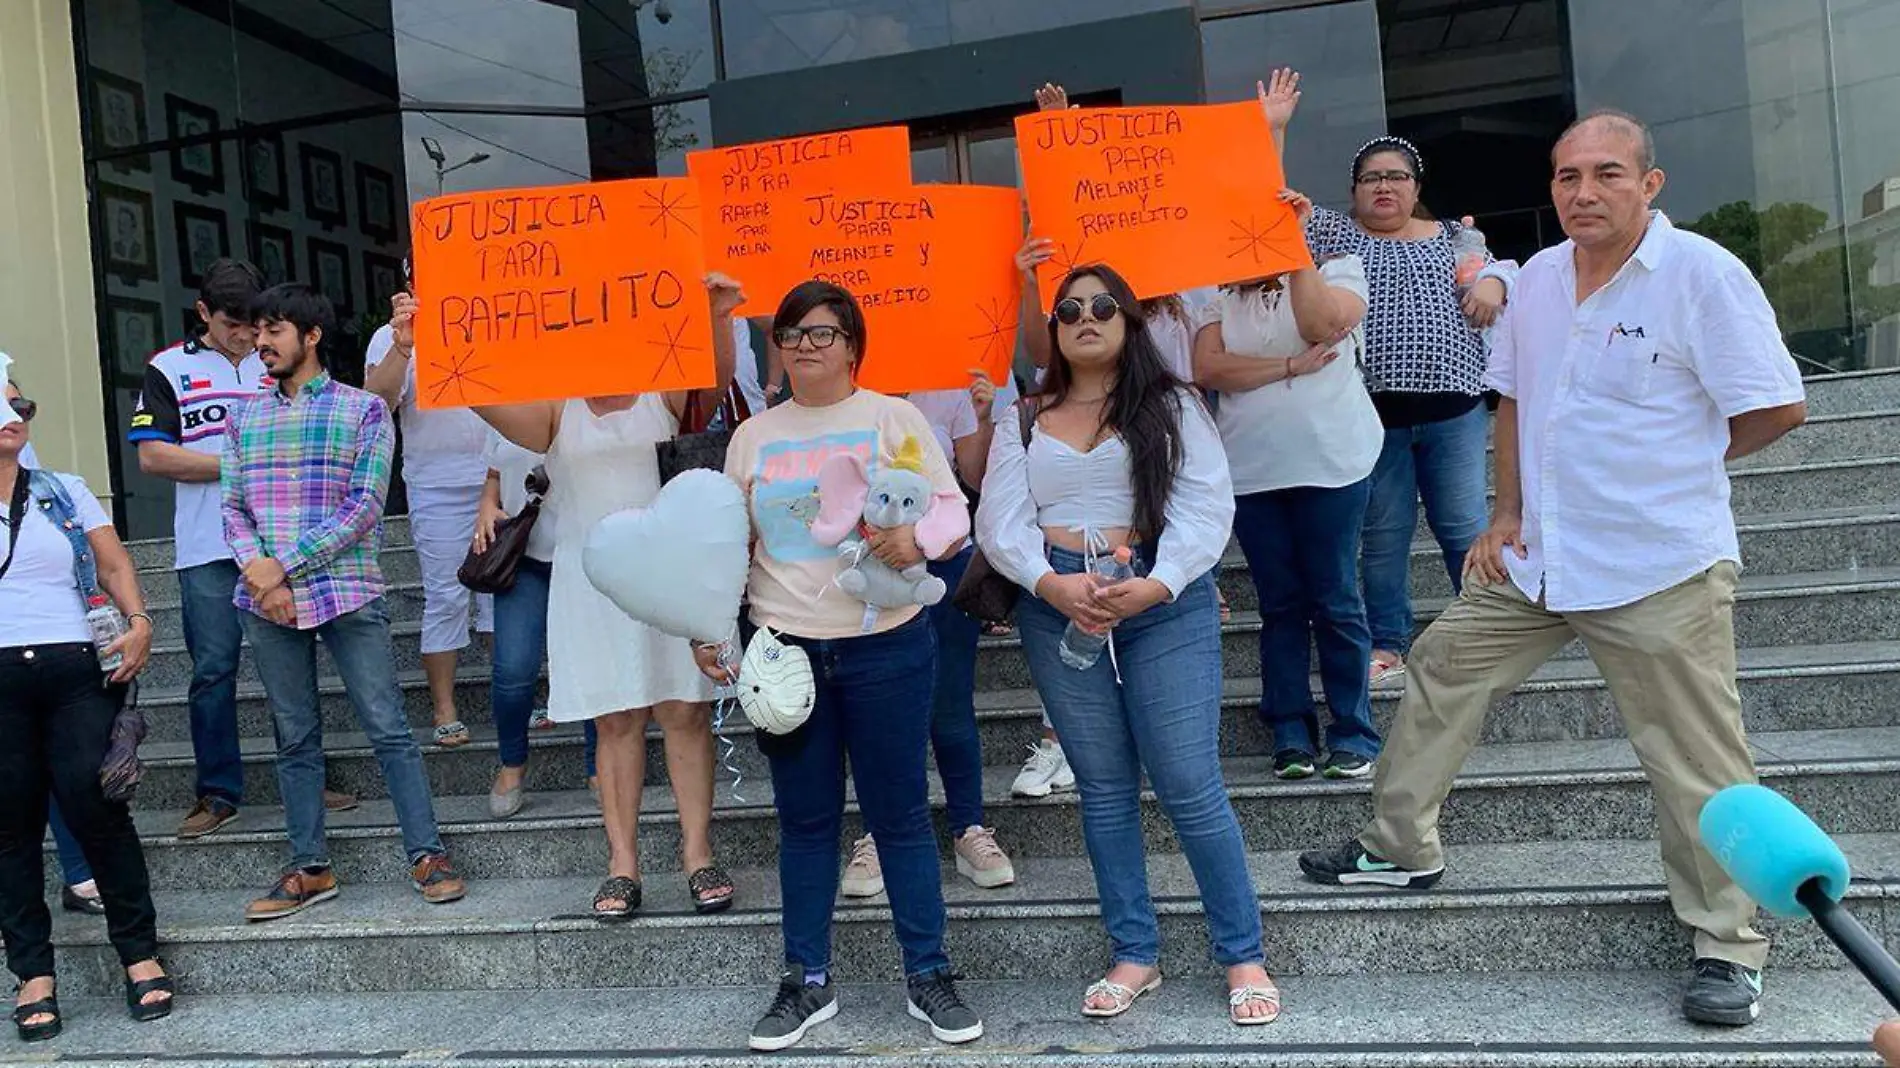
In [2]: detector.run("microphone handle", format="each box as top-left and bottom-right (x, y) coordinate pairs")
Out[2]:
(1797, 878), (1900, 1012)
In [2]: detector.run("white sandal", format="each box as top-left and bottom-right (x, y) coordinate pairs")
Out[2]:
(1228, 980), (1283, 1026)
(1081, 970), (1162, 1019)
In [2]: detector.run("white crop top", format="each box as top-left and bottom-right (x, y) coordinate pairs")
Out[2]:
(976, 388), (1234, 600)
(1028, 434), (1133, 531)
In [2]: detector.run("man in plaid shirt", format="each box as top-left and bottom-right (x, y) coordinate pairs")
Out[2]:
(221, 283), (467, 920)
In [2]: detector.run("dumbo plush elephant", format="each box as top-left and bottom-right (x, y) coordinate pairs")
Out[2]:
(810, 436), (969, 610)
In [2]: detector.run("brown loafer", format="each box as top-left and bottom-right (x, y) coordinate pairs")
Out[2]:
(177, 797), (239, 839)
(412, 853), (467, 905)
(323, 788), (359, 813)
(246, 867), (339, 922)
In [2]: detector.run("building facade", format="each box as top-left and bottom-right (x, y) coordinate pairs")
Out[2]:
(4, 0), (1897, 536)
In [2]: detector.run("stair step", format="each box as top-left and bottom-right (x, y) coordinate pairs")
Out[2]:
(107, 725), (1900, 889)
(127, 566), (1900, 693)
(122, 640), (1900, 797)
(131, 505), (1900, 646)
(21, 967), (1892, 1066)
(41, 834), (1900, 994)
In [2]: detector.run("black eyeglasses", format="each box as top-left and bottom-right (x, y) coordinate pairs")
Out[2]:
(7, 398), (35, 422)
(1052, 293), (1122, 326)
(1355, 170), (1416, 187)
(773, 325), (845, 351)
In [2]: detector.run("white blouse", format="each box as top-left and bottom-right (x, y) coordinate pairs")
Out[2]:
(976, 388), (1234, 600)
(1202, 255), (1384, 494)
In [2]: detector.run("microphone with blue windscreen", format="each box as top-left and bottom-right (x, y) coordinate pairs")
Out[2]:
(1700, 783), (1900, 1010)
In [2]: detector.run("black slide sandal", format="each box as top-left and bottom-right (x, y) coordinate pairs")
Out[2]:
(13, 993), (60, 1042)
(125, 974), (174, 1023)
(689, 865), (736, 914)
(592, 875), (642, 922)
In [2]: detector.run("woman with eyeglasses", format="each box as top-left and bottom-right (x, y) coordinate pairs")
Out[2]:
(0, 378), (173, 1041)
(456, 274), (744, 919)
(976, 265), (1279, 1027)
(1269, 77), (1515, 686)
(701, 281), (982, 1052)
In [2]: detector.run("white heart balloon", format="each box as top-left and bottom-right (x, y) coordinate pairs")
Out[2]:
(582, 468), (750, 644)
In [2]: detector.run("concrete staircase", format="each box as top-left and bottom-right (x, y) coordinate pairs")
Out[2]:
(34, 369), (1900, 1066)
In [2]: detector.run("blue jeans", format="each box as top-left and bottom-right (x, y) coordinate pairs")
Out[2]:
(492, 558), (551, 769)
(1017, 548), (1265, 969)
(243, 600), (445, 869)
(48, 798), (88, 887)
(1362, 405), (1490, 653)
(179, 560), (245, 805)
(927, 546), (985, 832)
(765, 614), (950, 978)
(1233, 481), (1380, 761)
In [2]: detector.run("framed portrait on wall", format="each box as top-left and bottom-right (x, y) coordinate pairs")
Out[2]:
(164, 93), (224, 196)
(300, 144), (348, 229)
(173, 202), (230, 288)
(308, 237), (354, 318)
(105, 296), (164, 377)
(89, 69), (150, 174)
(355, 163), (398, 243)
(98, 182), (158, 284)
(248, 221), (296, 286)
(240, 126), (290, 215)
(363, 251), (404, 315)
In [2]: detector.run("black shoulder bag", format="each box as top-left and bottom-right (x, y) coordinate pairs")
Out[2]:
(0, 470), (28, 583)
(951, 399), (1040, 624)
(657, 384), (749, 484)
(457, 466), (549, 595)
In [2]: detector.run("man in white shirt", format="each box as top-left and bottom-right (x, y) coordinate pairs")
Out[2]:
(365, 265), (494, 747)
(1297, 111), (1807, 1027)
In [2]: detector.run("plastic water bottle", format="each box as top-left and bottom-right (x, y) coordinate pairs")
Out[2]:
(86, 594), (127, 672)
(1058, 546), (1136, 671)
(1452, 223), (1488, 291)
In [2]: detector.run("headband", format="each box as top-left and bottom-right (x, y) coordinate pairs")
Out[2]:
(1353, 136), (1424, 182)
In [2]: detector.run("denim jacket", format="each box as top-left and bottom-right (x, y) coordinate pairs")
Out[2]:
(22, 469), (103, 602)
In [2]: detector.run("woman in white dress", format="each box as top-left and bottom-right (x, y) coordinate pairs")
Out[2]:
(473, 273), (744, 918)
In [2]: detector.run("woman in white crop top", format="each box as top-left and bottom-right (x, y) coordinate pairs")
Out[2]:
(974, 264), (1280, 1027)
(1194, 189), (1384, 782)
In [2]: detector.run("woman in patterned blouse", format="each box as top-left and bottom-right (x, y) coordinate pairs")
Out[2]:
(1276, 99), (1515, 684)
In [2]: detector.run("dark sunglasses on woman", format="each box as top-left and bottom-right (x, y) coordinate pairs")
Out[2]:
(7, 397), (35, 422)
(1051, 293), (1121, 326)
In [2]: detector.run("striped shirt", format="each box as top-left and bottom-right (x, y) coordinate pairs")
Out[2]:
(220, 372), (395, 628)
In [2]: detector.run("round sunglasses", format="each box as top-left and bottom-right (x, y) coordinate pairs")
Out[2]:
(1051, 293), (1122, 326)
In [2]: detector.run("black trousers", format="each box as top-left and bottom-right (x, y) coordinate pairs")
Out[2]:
(0, 643), (158, 981)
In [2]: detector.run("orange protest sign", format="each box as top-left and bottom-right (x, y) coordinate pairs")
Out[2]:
(688, 127), (912, 315)
(1015, 101), (1312, 306)
(789, 182), (1022, 395)
(409, 177), (716, 409)
(855, 184), (1022, 394)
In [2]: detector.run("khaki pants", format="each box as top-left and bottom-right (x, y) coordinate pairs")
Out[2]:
(1361, 562), (1770, 969)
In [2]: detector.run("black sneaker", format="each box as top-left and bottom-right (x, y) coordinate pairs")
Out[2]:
(1297, 838), (1443, 889)
(1682, 958), (1762, 1026)
(1323, 753), (1374, 779)
(749, 973), (838, 1052)
(1273, 749), (1317, 780)
(906, 972), (983, 1045)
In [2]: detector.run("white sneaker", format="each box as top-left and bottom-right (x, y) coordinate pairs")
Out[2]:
(839, 835), (884, 898)
(1011, 739), (1076, 798)
(954, 826), (1016, 889)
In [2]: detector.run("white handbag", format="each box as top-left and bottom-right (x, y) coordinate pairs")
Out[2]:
(736, 627), (815, 736)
